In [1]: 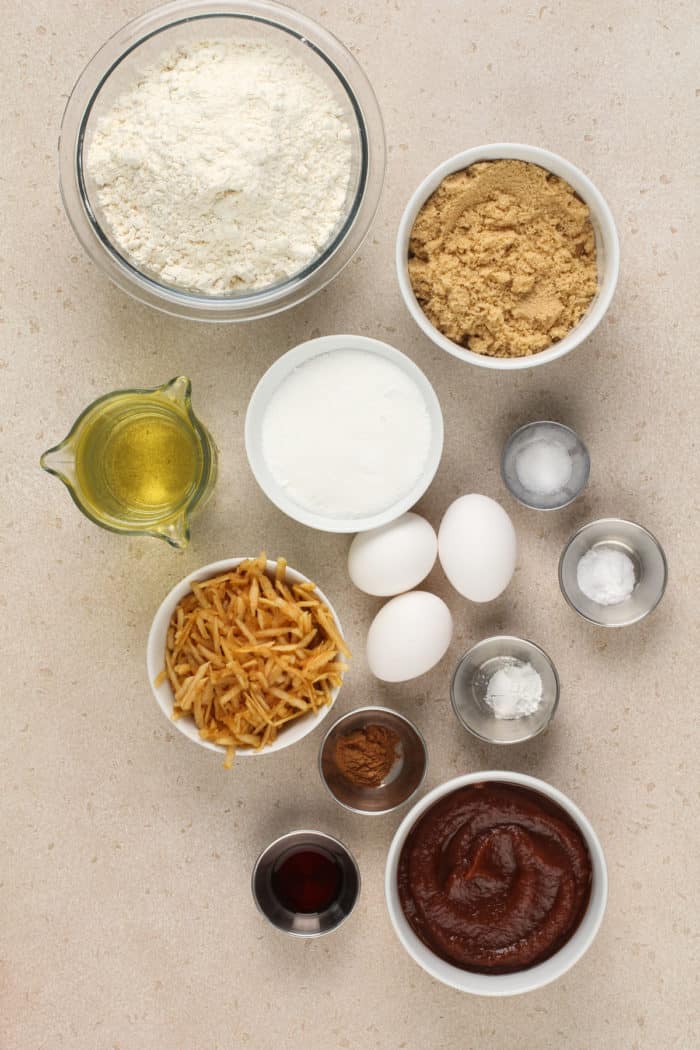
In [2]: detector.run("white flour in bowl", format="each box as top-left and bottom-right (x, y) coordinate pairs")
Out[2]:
(86, 38), (353, 294)
(261, 350), (433, 518)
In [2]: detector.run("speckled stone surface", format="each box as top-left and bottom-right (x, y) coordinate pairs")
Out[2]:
(2, 2), (697, 1048)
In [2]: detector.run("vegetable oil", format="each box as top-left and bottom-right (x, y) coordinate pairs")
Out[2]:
(41, 377), (217, 548)
(75, 397), (204, 526)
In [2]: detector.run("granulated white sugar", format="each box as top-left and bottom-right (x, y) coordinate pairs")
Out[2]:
(261, 351), (432, 518)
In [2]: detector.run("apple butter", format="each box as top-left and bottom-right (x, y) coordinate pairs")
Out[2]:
(397, 781), (592, 973)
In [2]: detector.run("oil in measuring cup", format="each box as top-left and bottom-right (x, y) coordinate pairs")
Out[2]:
(77, 397), (201, 523)
(41, 377), (217, 548)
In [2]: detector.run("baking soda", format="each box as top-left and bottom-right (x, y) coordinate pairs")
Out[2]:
(576, 547), (636, 606)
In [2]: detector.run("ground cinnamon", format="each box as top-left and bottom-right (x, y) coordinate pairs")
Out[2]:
(335, 723), (400, 788)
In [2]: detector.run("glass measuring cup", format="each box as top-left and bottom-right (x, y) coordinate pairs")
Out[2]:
(40, 377), (217, 549)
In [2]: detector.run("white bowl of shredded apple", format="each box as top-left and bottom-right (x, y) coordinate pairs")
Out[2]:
(147, 554), (349, 767)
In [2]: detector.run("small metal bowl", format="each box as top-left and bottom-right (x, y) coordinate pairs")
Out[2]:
(501, 421), (590, 510)
(451, 636), (560, 744)
(559, 518), (668, 627)
(251, 830), (360, 938)
(319, 706), (428, 815)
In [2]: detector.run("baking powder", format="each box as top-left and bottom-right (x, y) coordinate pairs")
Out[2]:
(485, 662), (543, 719)
(261, 350), (432, 518)
(86, 38), (353, 293)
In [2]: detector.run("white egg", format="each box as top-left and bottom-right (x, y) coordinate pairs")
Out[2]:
(366, 591), (453, 682)
(348, 513), (438, 597)
(438, 494), (516, 602)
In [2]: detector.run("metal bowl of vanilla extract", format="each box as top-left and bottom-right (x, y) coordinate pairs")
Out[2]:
(252, 830), (360, 938)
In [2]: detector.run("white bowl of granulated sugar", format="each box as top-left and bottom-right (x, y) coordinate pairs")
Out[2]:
(245, 335), (444, 533)
(59, 1), (385, 321)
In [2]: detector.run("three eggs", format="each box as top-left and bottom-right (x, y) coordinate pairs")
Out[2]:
(349, 496), (517, 683)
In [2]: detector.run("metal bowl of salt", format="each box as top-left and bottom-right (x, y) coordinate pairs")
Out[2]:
(502, 421), (590, 510)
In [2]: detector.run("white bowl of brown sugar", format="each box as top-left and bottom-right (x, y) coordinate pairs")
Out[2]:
(396, 143), (619, 370)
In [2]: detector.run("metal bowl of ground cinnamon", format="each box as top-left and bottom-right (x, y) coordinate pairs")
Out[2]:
(396, 143), (619, 370)
(319, 706), (428, 814)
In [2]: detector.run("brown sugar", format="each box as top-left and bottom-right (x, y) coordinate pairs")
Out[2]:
(408, 159), (598, 358)
(334, 723), (400, 788)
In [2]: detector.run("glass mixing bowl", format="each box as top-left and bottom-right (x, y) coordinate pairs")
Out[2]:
(58, 0), (385, 321)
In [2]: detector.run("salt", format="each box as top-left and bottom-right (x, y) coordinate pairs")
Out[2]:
(485, 661), (543, 719)
(576, 547), (636, 606)
(515, 438), (573, 495)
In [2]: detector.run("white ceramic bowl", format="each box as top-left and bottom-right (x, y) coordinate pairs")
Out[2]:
(385, 771), (608, 995)
(245, 335), (444, 532)
(396, 143), (620, 370)
(146, 557), (345, 758)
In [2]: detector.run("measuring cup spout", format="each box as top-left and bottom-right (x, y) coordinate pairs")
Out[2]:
(160, 375), (192, 406)
(156, 513), (190, 550)
(40, 439), (77, 486)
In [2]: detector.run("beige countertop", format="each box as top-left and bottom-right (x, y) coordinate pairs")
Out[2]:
(3, 1), (697, 1047)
